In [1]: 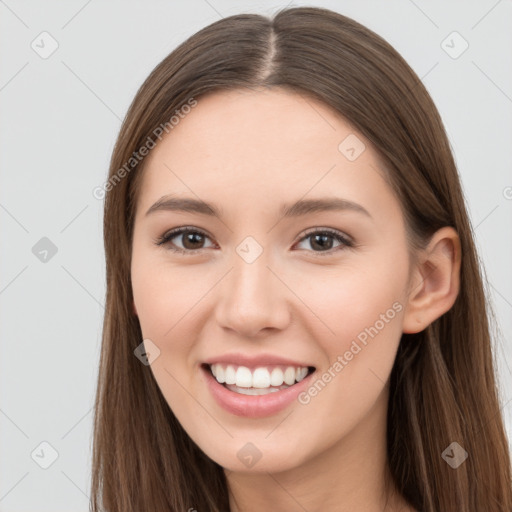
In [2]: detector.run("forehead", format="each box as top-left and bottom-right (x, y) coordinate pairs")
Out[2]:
(149, 87), (359, 166)
(136, 88), (398, 222)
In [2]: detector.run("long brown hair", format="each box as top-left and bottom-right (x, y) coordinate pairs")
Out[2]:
(91, 6), (512, 511)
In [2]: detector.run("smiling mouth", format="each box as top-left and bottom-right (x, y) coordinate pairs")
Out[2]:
(202, 363), (316, 396)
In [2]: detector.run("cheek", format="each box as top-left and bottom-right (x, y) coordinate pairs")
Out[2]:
(131, 252), (218, 402)
(131, 254), (203, 413)
(293, 254), (407, 408)
(291, 299), (403, 460)
(131, 249), (206, 339)
(296, 260), (406, 351)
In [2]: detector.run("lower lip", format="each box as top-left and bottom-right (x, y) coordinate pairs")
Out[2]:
(201, 365), (315, 418)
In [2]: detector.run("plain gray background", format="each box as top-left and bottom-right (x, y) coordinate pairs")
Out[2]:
(1, 0), (511, 510)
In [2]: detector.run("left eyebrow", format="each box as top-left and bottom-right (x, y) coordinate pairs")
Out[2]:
(145, 195), (372, 220)
(280, 197), (372, 219)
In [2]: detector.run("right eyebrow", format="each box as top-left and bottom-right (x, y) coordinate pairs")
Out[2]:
(145, 196), (223, 218)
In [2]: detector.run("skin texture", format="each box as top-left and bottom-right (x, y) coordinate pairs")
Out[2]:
(131, 88), (461, 511)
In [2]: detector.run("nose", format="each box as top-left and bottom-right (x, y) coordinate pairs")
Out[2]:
(214, 248), (291, 338)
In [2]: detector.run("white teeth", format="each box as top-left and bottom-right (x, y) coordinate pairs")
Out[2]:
(235, 366), (253, 388)
(283, 367), (296, 385)
(270, 367), (284, 386)
(225, 384), (287, 395)
(225, 365), (236, 385)
(209, 363), (311, 389)
(296, 367), (308, 382)
(215, 365), (225, 384)
(252, 368), (271, 388)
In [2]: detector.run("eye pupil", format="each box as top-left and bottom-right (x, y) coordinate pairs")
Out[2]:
(183, 232), (204, 250)
(310, 234), (333, 251)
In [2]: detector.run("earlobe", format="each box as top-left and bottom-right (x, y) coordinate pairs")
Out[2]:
(402, 227), (461, 334)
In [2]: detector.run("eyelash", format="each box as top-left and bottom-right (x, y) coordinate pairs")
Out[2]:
(154, 226), (354, 257)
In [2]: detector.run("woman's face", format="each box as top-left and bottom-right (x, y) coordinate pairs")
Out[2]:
(131, 87), (413, 473)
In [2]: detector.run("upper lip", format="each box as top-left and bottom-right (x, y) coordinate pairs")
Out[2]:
(203, 352), (314, 369)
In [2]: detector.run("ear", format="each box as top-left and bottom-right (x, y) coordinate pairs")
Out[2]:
(402, 226), (461, 333)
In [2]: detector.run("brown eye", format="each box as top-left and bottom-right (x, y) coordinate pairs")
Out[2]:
(155, 226), (353, 256)
(180, 231), (206, 250)
(295, 228), (353, 255)
(156, 227), (215, 254)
